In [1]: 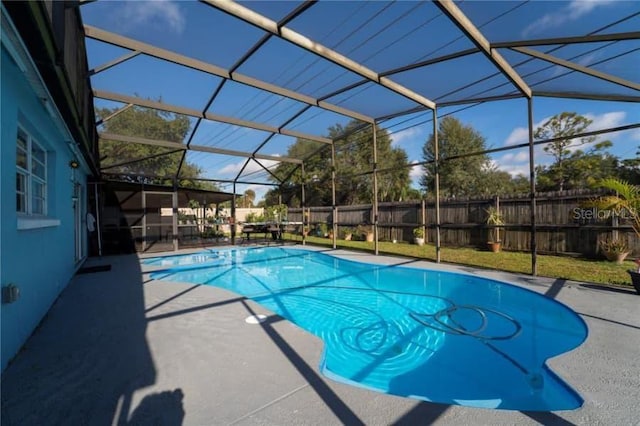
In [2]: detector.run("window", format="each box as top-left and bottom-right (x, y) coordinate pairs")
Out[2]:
(16, 126), (47, 215)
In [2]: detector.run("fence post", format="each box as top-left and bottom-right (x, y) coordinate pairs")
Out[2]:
(421, 199), (426, 243)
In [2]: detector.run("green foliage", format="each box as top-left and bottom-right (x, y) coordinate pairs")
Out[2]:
(98, 105), (216, 190)
(593, 178), (640, 238)
(244, 212), (265, 223)
(420, 117), (526, 197)
(534, 112), (601, 191)
(618, 151), (640, 185)
(339, 227), (356, 239)
(265, 120), (411, 206)
(264, 204), (287, 222)
(536, 140), (618, 192)
(413, 227), (425, 238)
(239, 189), (256, 208)
(599, 238), (629, 254)
(283, 236), (634, 287)
(315, 222), (328, 237)
(485, 206), (505, 243)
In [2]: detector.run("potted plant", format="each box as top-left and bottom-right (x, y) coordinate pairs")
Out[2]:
(485, 206), (505, 253)
(340, 227), (355, 241)
(316, 222), (328, 237)
(592, 178), (640, 294)
(413, 227), (425, 246)
(357, 224), (374, 242)
(599, 238), (630, 264)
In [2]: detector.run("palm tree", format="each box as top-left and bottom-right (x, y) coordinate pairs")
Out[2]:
(594, 179), (640, 293)
(594, 178), (640, 238)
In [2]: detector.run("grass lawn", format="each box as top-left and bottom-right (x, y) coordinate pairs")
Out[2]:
(283, 234), (636, 288)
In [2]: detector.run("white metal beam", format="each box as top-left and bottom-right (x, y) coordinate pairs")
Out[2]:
(89, 50), (140, 75)
(84, 25), (373, 124)
(203, 0), (436, 110)
(492, 31), (640, 48)
(93, 89), (332, 144)
(534, 90), (640, 103)
(434, 0), (532, 98)
(512, 46), (640, 92)
(99, 132), (303, 164)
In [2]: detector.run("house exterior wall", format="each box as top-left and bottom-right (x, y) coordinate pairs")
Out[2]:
(0, 25), (89, 371)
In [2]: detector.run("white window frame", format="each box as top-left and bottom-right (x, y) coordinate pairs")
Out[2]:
(16, 125), (47, 216)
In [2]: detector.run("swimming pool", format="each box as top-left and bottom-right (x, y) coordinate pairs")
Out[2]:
(147, 246), (588, 411)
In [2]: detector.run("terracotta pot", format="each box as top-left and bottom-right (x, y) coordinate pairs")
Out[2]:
(488, 242), (501, 253)
(603, 251), (629, 264)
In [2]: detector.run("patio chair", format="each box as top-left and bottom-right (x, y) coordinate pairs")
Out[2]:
(240, 225), (254, 244)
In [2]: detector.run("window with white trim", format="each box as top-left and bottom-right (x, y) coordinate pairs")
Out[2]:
(16, 126), (47, 215)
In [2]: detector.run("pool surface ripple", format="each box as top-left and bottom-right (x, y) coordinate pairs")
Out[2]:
(148, 247), (588, 411)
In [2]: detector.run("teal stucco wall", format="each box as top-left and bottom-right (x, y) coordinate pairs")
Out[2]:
(1, 47), (88, 371)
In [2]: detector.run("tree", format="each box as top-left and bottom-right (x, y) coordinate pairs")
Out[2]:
(98, 105), (216, 189)
(593, 178), (640, 238)
(481, 167), (530, 196)
(535, 141), (617, 191)
(618, 146), (640, 185)
(266, 120), (411, 206)
(239, 189), (256, 207)
(534, 112), (596, 191)
(421, 116), (489, 198)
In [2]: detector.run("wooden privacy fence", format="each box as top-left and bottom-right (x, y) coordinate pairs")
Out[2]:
(287, 189), (639, 257)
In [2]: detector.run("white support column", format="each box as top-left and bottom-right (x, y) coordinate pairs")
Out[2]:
(433, 108), (441, 263)
(231, 183), (237, 245)
(372, 122), (379, 255)
(528, 98), (537, 276)
(301, 163), (306, 246)
(331, 143), (337, 250)
(141, 189), (147, 252)
(172, 185), (178, 251)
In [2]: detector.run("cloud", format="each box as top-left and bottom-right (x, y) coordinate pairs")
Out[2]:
(500, 151), (529, 163)
(504, 111), (627, 148)
(391, 127), (422, 147)
(409, 164), (423, 182)
(504, 117), (550, 146)
(115, 1), (186, 34)
(585, 111), (626, 133)
(499, 163), (530, 178)
(218, 158), (281, 176)
(522, 0), (615, 37)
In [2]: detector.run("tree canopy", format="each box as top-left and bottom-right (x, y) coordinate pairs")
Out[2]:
(98, 105), (216, 190)
(264, 120), (411, 206)
(534, 112), (599, 191)
(420, 116), (528, 198)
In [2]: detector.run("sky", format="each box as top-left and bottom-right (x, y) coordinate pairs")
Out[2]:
(81, 0), (640, 201)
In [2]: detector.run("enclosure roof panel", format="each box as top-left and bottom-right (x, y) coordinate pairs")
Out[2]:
(78, 0), (640, 187)
(285, 1), (475, 73)
(458, 0), (640, 42)
(81, 0), (267, 69)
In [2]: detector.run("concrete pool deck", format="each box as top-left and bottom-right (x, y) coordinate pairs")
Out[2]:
(2, 244), (639, 425)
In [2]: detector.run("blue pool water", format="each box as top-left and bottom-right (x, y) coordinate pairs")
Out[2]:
(147, 247), (588, 411)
